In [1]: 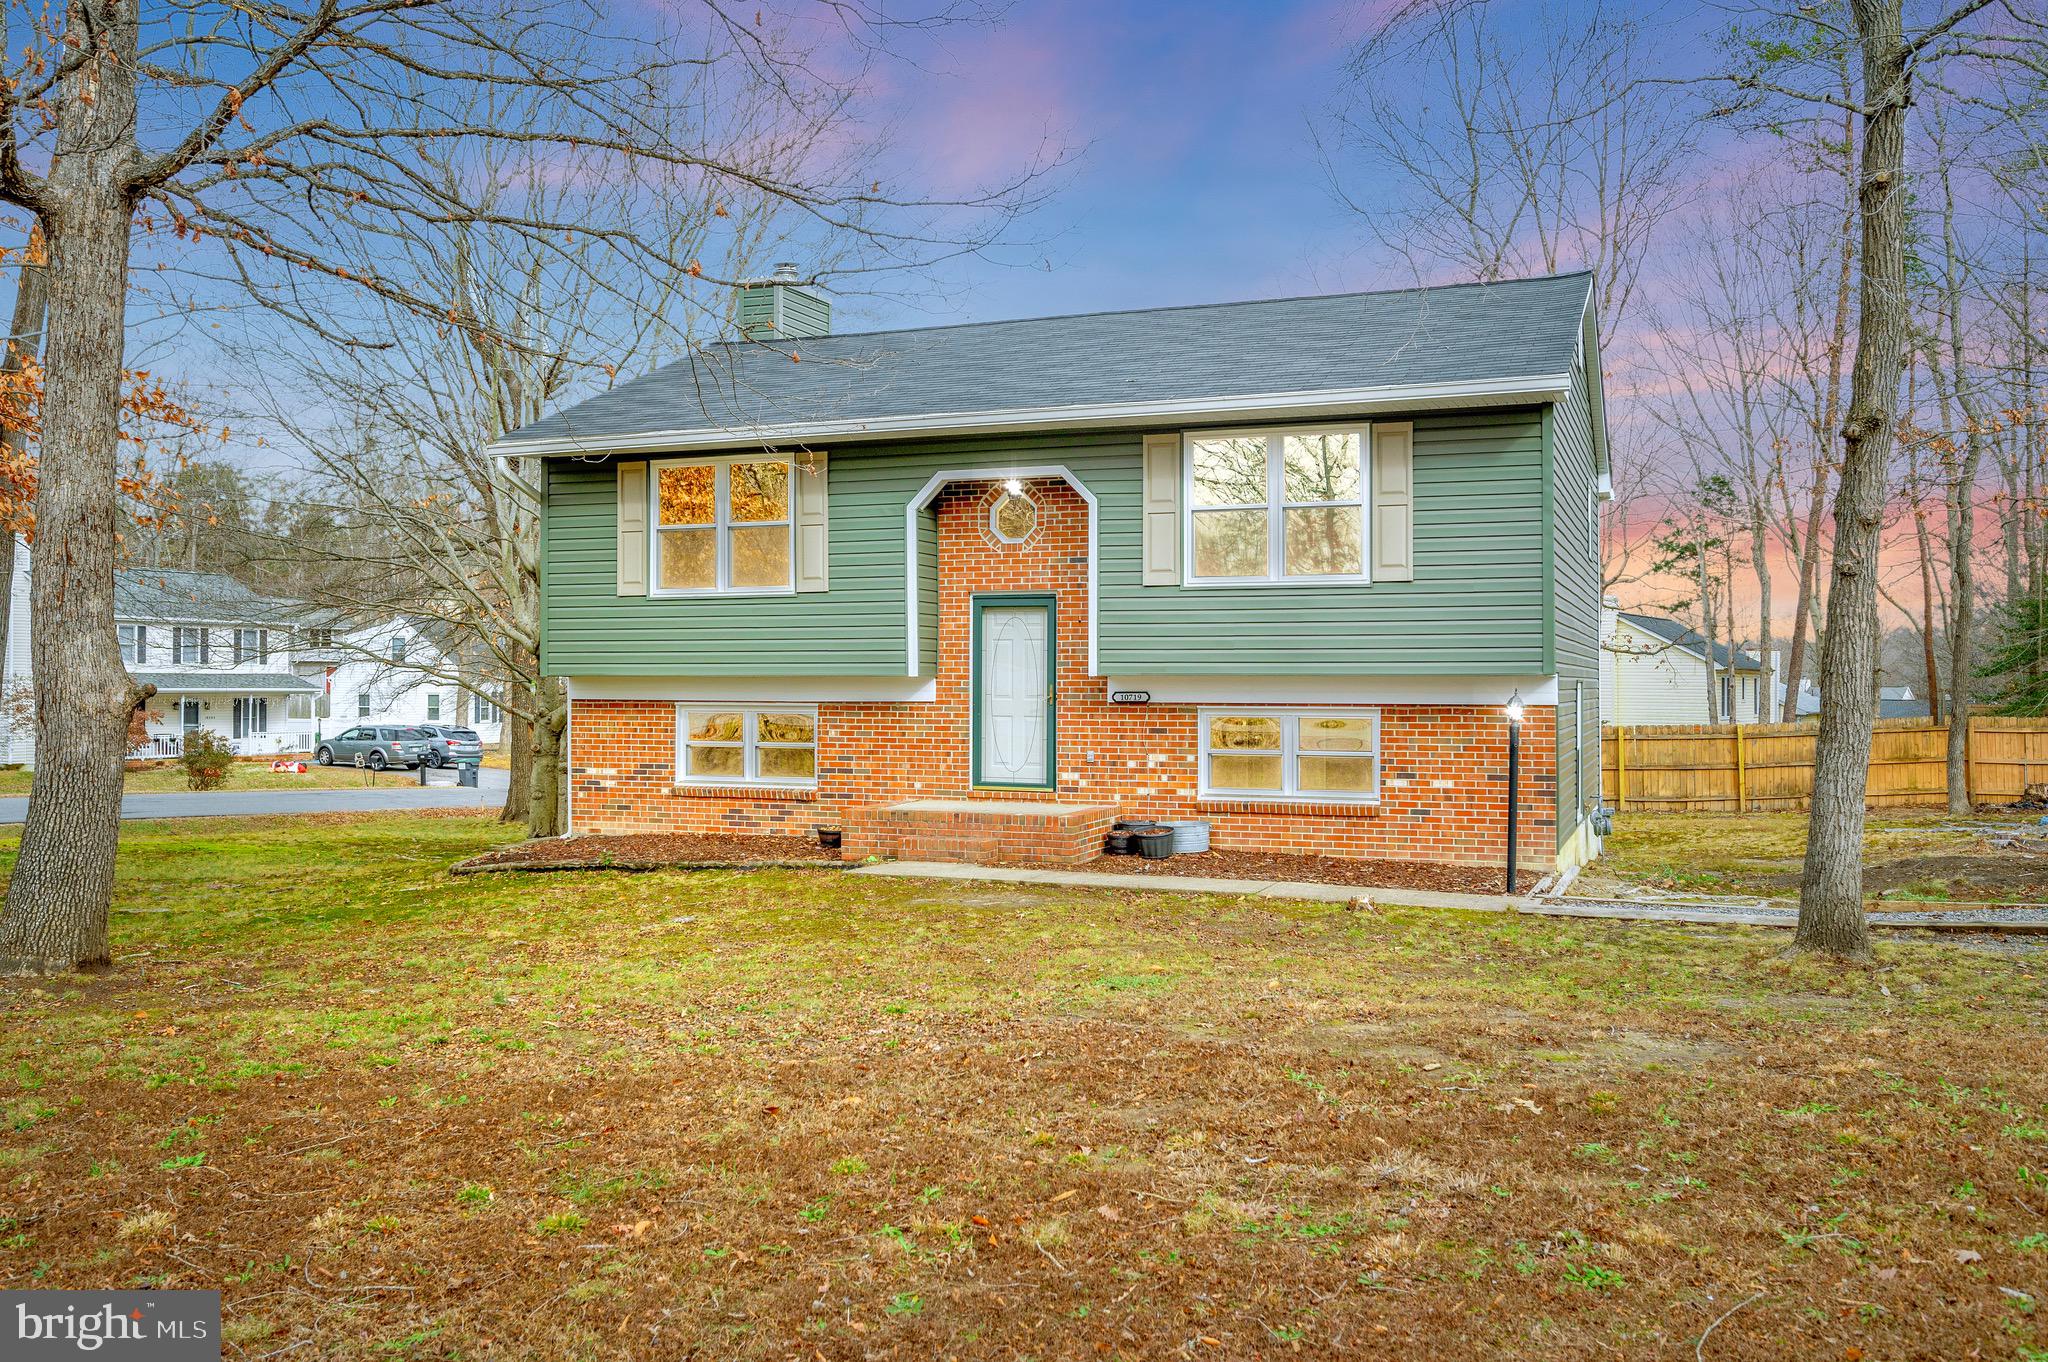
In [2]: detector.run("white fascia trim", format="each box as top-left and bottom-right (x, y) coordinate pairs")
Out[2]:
(566, 674), (939, 703)
(1106, 674), (1559, 707)
(905, 466), (1096, 678)
(488, 374), (1572, 459)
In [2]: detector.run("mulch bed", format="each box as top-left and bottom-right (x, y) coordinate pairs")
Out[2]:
(1001, 847), (1538, 895)
(451, 831), (844, 874)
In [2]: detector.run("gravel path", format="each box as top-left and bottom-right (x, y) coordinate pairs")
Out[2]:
(1540, 896), (2048, 933)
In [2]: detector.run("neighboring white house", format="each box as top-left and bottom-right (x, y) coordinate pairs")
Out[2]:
(1600, 603), (1774, 727)
(0, 546), (505, 767)
(0, 549), (321, 766)
(312, 616), (504, 747)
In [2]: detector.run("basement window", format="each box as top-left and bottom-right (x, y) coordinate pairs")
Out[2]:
(1199, 709), (1379, 802)
(676, 704), (817, 787)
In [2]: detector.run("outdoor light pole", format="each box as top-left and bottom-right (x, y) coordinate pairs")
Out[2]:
(1503, 689), (1524, 895)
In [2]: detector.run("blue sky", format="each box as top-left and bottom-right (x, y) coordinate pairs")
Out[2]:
(839, 0), (1408, 331)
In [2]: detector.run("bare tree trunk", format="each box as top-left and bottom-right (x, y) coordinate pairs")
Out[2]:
(1912, 494), (1943, 723)
(1797, 0), (1913, 964)
(528, 674), (565, 839)
(0, 2), (150, 974)
(1699, 535), (1722, 724)
(502, 704), (532, 826)
(1938, 158), (1989, 814)
(1783, 108), (1859, 722)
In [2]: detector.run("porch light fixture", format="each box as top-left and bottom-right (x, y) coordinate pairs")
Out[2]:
(1003, 477), (1024, 495)
(1503, 689), (1523, 896)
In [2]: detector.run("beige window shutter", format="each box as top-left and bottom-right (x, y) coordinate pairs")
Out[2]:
(616, 460), (648, 596)
(1140, 434), (1181, 586)
(1371, 422), (1415, 582)
(794, 451), (829, 593)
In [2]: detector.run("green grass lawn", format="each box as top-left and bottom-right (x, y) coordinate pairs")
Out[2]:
(0, 764), (439, 795)
(0, 812), (2043, 1359)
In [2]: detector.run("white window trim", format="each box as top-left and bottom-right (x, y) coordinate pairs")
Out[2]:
(1182, 424), (1372, 588)
(674, 702), (818, 789)
(119, 623), (147, 666)
(648, 454), (797, 598)
(1197, 707), (1381, 804)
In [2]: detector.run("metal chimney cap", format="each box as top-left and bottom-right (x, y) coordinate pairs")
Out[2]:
(771, 262), (801, 281)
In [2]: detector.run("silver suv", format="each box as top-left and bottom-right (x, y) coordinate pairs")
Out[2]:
(414, 724), (483, 768)
(316, 725), (431, 771)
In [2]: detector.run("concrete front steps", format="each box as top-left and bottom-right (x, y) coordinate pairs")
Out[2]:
(845, 797), (1118, 866)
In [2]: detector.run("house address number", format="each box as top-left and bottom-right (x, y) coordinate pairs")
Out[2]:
(1109, 690), (1150, 704)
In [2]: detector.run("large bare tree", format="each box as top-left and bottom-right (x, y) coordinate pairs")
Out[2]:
(0, 0), (1047, 974)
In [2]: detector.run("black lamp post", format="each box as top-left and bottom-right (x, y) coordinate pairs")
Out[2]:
(1503, 689), (1524, 895)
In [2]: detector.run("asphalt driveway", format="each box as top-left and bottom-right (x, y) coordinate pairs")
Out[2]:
(0, 766), (510, 824)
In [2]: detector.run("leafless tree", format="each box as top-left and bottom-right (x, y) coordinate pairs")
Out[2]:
(0, 0), (1052, 974)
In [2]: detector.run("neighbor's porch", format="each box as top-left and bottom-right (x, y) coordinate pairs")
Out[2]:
(131, 675), (322, 759)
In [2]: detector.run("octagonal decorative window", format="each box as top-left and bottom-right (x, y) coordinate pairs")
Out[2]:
(991, 489), (1037, 543)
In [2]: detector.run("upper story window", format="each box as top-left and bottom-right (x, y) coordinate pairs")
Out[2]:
(233, 628), (268, 664)
(651, 456), (792, 595)
(358, 693), (372, 718)
(302, 627), (335, 649)
(119, 624), (148, 665)
(1185, 426), (1367, 584)
(426, 693), (442, 721)
(172, 626), (208, 665)
(389, 635), (408, 663)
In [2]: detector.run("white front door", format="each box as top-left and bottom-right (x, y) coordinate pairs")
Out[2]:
(977, 601), (1051, 786)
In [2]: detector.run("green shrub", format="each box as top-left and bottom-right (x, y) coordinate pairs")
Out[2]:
(180, 730), (236, 790)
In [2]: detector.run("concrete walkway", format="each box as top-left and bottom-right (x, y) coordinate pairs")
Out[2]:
(0, 767), (509, 824)
(849, 861), (2048, 934)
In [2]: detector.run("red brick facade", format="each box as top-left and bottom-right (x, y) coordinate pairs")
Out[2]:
(567, 477), (1557, 869)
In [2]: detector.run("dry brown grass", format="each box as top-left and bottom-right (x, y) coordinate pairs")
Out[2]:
(0, 812), (2043, 1360)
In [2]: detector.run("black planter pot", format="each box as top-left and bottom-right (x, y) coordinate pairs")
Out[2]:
(1133, 826), (1174, 860)
(815, 826), (843, 851)
(1104, 829), (1133, 856)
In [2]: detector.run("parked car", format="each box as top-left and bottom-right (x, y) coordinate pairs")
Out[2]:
(413, 724), (483, 768)
(315, 725), (432, 771)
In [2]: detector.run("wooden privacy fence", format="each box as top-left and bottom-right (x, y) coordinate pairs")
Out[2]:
(1602, 716), (2048, 813)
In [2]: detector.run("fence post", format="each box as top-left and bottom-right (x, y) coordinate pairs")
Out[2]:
(1734, 724), (1747, 813)
(1616, 725), (1627, 811)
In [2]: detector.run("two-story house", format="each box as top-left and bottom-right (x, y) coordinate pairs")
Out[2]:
(496, 270), (1611, 874)
(0, 556), (323, 765)
(315, 616), (506, 745)
(1600, 605), (1775, 726)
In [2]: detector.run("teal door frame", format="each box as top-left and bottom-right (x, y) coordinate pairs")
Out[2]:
(970, 592), (1058, 791)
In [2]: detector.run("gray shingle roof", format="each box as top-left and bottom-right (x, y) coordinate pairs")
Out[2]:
(1618, 612), (1763, 671)
(495, 271), (1596, 455)
(115, 568), (302, 625)
(130, 670), (320, 693)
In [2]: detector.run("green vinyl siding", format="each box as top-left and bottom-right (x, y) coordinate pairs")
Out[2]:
(1549, 355), (1604, 849)
(542, 434), (1135, 677)
(1100, 409), (1547, 673)
(540, 408), (1551, 678)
